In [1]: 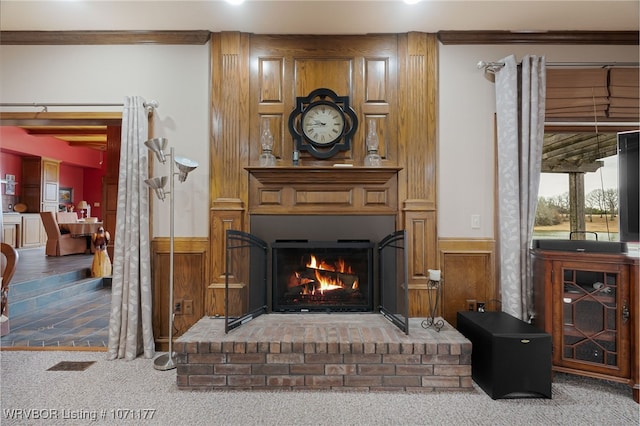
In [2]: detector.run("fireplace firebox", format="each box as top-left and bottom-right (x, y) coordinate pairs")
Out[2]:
(272, 240), (374, 312)
(224, 229), (408, 334)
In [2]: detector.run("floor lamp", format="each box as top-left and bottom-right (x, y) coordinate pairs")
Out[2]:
(144, 137), (198, 371)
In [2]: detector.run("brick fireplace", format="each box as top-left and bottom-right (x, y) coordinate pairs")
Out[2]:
(175, 314), (472, 392)
(176, 165), (472, 392)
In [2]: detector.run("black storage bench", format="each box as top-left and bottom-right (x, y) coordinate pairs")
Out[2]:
(457, 311), (552, 399)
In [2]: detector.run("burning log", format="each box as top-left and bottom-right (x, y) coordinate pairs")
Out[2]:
(285, 267), (360, 298)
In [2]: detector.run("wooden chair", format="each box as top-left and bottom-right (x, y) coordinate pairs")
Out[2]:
(1, 242), (18, 336)
(39, 211), (88, 256)
(56, 211), (79, 224)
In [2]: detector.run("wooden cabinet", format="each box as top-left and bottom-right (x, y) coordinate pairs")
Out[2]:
(1, 214), (45, 248)
(533, 249), (639, 402)
(2, 224), (17, 247)
(21, 157), (60, 213)
(21, 214), (44, 248)
(2, 214), (21, 247)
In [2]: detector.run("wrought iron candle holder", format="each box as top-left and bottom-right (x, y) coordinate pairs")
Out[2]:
(421, 269), (444, 332)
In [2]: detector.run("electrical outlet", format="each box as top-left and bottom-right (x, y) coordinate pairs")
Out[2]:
(466, 299), (477, 311)
(174, 299), (183, 315)
(183, 299), (194, 316)
(477, 302), (486, 312)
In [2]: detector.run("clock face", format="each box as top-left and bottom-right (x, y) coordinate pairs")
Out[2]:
(301, 103), (346, 145)
(288, 88), (358, 159)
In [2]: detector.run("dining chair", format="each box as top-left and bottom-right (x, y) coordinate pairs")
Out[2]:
(39, 211), (87, 256)
(1, 242), (18, 336)
(56, 211), (79, 224)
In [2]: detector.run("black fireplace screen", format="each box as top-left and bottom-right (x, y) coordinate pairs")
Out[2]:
(271, 240), (374, 313)
(224, 229), (408, 334)
(378, 230), (408, 334)
(225, 230), (268, 333)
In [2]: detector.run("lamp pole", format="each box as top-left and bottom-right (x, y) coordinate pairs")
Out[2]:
(154, 147), (177, 371)
(145, 139), (197, 371)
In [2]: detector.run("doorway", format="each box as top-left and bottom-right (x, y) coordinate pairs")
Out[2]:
(0, 112), (122, 350)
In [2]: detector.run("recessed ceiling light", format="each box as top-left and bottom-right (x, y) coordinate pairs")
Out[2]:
(226, 0), (245, 5)
(404, 0), (421, 4)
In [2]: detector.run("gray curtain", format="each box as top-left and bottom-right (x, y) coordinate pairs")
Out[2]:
(107, 96), (155, 360)
(495, 55), (546, 321)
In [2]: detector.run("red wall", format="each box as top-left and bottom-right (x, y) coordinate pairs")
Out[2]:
(0, 126), (106, 219)
(0, 127), (102, 167)
(0, 151), (23, 196)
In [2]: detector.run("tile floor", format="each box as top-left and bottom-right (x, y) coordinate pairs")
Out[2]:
(1, 247), (110, 350)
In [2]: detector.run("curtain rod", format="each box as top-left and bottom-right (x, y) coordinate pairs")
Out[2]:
(0, 100), (159, 113)
(477, 61), (639, 73)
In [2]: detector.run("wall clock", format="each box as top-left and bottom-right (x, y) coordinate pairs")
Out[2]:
(288, 88), (358, 159)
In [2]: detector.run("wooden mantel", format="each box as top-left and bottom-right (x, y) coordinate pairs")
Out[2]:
(245, 166), (402, 185)
(246, 166), (401, 216)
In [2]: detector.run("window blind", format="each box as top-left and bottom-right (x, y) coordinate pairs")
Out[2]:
(546, 68), (638, 121)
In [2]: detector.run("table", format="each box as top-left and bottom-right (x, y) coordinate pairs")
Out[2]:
(457, 311), (552, 399)
(60, 222), (103, 237)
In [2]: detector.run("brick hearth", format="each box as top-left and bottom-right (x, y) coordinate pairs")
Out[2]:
(175, 313), (472, 392)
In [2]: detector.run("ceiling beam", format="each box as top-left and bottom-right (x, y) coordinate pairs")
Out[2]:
(542, 160), (604, 174)
(0, 112), (122, 126)
(20, 126), (107, 136)
(438, 30), (639, 45)
(0, 30), (636, 46)
(0, 30), (211, 45)
(543, 134), (616, 160)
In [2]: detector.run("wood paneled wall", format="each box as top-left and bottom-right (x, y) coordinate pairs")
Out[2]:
(202, 31), (497, 330)
(439, 238), (498, 327)
(151, 238), (208, 351)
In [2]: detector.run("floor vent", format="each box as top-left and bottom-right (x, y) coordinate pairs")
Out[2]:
(47, 361), (95, 371)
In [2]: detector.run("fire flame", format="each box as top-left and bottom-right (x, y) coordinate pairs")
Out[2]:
(301, 255), (359, 294)
(306, 255), (354, 274)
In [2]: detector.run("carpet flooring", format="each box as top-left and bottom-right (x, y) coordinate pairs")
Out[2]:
(1, 350), (637, 426)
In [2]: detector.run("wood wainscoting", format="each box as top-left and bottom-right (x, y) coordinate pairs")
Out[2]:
(151, 237), (209, 351)
(438, 238), (498, 327)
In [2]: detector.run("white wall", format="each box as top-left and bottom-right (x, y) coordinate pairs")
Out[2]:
(2, 42), (638, 240)
(438, 44), (639, 238)
(0, 44), (210, 237)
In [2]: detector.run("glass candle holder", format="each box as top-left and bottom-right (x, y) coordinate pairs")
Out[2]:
(364, 118), (382, 167)
(259, 117), (276, 167)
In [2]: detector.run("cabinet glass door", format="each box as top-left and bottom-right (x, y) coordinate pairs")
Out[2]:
(562, 268), (618, 366)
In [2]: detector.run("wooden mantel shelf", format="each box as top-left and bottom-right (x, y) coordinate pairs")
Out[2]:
(245, 166), (402, 185)
(246, 166), (401, 215)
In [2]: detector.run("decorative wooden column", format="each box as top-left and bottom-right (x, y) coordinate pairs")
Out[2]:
(208, 32), (251, 317)
(399, 32), (439, 316)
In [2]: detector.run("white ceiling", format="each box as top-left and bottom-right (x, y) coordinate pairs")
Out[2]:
(1, 1), (638, 34)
